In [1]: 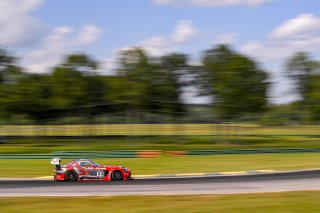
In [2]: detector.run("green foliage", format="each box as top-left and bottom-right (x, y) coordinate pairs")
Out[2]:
(286, 52), (319, 99)
(201, 45), (268, 119)
(2, 45), (320, 123)
(1, 192), (320, 213)
(62, 53), (98, 72)
(259, 103), (303, 126)
(286, 53), (320, 121)
(0, 48), (14, 72)
(0, 49), (27, 119)
(305, 74), (320, 121)
(115, 48), (186, 115)
(1, 153), (320, 176)
(50, 67), (86, 108)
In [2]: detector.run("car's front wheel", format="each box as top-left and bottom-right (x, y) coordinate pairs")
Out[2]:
(111, 171), (123, 181)
(65, 171), (78, 182)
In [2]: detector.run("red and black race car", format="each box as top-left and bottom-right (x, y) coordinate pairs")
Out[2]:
(51, 158), (132, 181)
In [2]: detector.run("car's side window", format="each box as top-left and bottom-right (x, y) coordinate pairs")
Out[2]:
(80, 161), (92, 167)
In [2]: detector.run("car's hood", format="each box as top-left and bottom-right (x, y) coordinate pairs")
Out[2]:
(103, 165), (126, 169)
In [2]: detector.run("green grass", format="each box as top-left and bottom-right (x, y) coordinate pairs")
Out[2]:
(2, 135), (320, 154)
(1, 153), (320, 177)
(2, 123), (320, 136)
(1, 191), (320, 212)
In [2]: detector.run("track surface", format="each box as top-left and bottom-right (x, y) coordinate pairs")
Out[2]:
(1, 170), (320, 196)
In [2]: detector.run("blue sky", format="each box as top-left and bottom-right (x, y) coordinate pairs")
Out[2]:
(1, 0), (320, 103)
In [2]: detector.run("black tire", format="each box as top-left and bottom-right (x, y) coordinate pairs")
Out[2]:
(65, 171), (78, 182)
(111, 170), (123, 181)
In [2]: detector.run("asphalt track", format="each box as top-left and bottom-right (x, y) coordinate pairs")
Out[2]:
(0, 170), (319, 196)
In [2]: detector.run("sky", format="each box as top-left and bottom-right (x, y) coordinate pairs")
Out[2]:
(1, 0), (320, 104)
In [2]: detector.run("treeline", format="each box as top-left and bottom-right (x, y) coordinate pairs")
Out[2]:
(261, 52), (320, 125)
(0, 45), (319, 124)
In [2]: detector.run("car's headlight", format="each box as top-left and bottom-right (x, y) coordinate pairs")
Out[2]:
(121, 166), (129, 173)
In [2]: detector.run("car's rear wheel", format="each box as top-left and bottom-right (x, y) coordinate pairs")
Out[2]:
(65, 171), (78, 182)
(111, 170), (123, 181)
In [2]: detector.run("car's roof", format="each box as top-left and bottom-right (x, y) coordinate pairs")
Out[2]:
(74, 159), (93, 162)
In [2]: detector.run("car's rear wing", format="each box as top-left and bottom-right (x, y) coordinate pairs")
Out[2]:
(51, 158), (61, 165)
(51, 158), (62, 170)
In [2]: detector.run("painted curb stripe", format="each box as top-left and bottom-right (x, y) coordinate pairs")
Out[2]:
(7, 169), (307, 180)
(36, 170), (277, 179)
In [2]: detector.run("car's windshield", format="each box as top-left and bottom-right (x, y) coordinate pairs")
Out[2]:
(77, 160), (100, 167)
(90, 160), (100, 166)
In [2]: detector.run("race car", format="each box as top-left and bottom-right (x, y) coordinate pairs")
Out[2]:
(51, 158), (132, 181)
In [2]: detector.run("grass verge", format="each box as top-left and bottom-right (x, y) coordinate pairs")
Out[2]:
(2, 135), (320, 154)
(2, 123), (320, 136)
(0, 191), (320, 212)
(1, 153), (320, 177)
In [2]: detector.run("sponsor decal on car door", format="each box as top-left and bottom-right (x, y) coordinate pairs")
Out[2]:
(86, 167), (106, 178)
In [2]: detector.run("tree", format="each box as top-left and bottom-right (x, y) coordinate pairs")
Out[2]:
(201, 45), (268, 119)
(259, 102), (303, 126)
(286, 52), (319, 101)
(0, 53), (109, 122)
(115, 48), (186, 116)
(49, 53), (104, 108)
(304, 74), (320, 121)
(62, 54), (98, 74)
(286, 52), (320, 122)
(84, 75), (106, 105)
(49, 67), (87, 108)
(0, 48), (15, 84)
(0, 48), (26, 120)
(5, 74), (55, 121)
(116, 48), (151, 110)
(154, 53), (190, 115)
(144, 63), (183, 115)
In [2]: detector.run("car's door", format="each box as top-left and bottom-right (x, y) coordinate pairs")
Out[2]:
(79, 161), (105, 179)
(79, 161), (98, 177)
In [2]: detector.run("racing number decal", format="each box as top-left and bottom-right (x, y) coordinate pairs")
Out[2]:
(97, 170), (104, 177)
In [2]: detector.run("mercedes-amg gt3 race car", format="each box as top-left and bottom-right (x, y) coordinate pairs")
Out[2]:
(51, 158), (132, 181)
